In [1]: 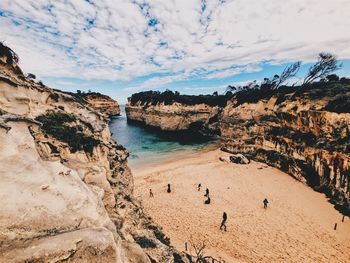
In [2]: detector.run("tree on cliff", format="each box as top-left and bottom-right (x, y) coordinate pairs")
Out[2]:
(0, 42), (19, 65)
(0, 42), (24, 75)
(26, 73), (36, 80)
(326, 74), (339, 82)
(225, 85), (237, 94)
(303, 53), (341, 85)
(261, 61), (301, 90)
(276, 61), (301, 88)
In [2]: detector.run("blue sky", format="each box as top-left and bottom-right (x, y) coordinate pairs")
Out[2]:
(1, 0), (350, 103)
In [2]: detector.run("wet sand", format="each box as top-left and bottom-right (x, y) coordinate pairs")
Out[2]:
(133, 149), (350, 263)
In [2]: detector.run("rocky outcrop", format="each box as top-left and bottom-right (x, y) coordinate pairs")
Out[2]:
(77, 92), (120, 117)
(126, 101), (221, 136)
(219, 154), (251, 164)
(220, 83), (350, 214)
(0, 45), (186, 262)
(125, 90), (231, 136)
(125, 82), (350, 214)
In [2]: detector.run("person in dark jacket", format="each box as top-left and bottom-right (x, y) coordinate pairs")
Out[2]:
(263, 198), (269, 209)
(204, 196), (211, 204)
(167, 184), (171, 193)
(220, 212), (227, 231)
(204, 188), (209, 197)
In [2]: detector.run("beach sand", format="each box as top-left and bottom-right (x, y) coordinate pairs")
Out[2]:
(133, 149), (350, 263)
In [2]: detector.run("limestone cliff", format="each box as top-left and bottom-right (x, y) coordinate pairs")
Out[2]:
(0, 44), (186, 262)
(125, 90), (228, 136)
(220, 83), (350, 214)
(76, 92), (120, 117)
(126, 101), (221, 135)
(125, 83), (350, 214)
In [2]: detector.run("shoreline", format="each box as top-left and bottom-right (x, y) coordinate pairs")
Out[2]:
(133, 149), (350, 262)
(129, 141), (220, 173)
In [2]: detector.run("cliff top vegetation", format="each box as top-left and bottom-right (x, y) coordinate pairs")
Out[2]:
(35, 111), (99, 154)
(129, 53), (350, 113)
(75, 90), (112, 100)
(129, 90), (232, 107)
(0, 42), (19, 65)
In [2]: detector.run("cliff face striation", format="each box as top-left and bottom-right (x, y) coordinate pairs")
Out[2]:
(76, 92), (121, 117)
(125, 90), (230, 136)
(220, 83), (350, 214)
(125, 83), (350, 214)
(126, 102), (221, 135)
(0, 44), (186, 262)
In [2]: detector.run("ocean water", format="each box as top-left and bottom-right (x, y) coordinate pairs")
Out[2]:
(109, 105), (218, 168)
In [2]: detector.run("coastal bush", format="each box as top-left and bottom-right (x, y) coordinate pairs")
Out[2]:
(232, 79), (350, 107)
(326, 74), (339, 82)
(134, 236), (157, 248)
(340, 77), (350, 84)
(124, 195), (132, 202)
(173, 253), (184, 263)
(36, 112), (99, 154)
(324, 96), (350, 113)
(129, 90), (231, 107)
(147, 224), (170, 246)
(26, 73), (36, 80)
(74, 91), (111, 100)
(303, 53), (341, 85)
(224, 53), (347, 107)
(292, 81), (349, 100)
(0, 42), (19, 65)
(49, 93), (60, 102)
(233, 85), (295, 107)
(129, 80), (349, 110)
(260, 61), (301, 90)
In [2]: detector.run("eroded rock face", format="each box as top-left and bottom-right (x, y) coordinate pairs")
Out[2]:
(125, 85), (350, 213)
(125, 101), (221, 136)
(79, 92), (121, 117)
(1, 228), (120, 263)
(220, 85), (350, 214)
(0, 50), (187, 262)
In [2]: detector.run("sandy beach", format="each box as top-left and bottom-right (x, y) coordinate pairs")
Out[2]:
(133, 149), (350, 263)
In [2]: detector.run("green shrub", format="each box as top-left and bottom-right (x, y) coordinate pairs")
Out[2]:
(36, 112), (99, 154)
(129, 90), (231, 107)
(74, 91), (111, 100)
(134, 236), (157, 248)
(0, 42), (19, 65)
(147, 225), (170, 246)
(324, 96), (350, 113)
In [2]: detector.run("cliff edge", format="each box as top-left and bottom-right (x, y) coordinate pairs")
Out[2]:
(75, 91), (120, 117)
(125, 90), (230, 136)
(125, 82), (350, 214)
(0, 43), (186, 262)
(221, 82), (350, 214)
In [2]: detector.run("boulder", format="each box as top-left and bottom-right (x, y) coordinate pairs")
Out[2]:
(219, 154), (250, 164)
(229, 154), (250, 164)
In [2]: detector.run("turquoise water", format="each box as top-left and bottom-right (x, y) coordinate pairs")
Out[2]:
(109, 106), (218, 168)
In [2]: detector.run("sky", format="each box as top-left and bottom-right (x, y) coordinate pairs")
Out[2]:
(1, 0), (350, 103)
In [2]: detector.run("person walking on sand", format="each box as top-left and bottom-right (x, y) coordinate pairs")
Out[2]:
(167, 184), (171, 193)
(204, 196), (211, 204)
(263, 198), (269, 209)
(149, 189), (154, 197)
(204, 188), (209, 197)
(198, 183), (201, 191)
(220, 212), (227, 231)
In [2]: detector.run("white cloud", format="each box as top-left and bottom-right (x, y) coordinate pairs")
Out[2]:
(205, 64), (262, 79)
(0, 0), (349, 86)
